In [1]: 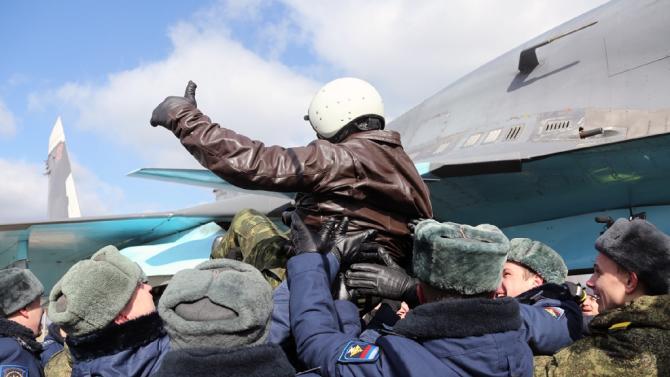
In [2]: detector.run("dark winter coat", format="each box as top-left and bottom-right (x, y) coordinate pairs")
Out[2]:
(153, 343), (295, 377)
(0, 317), (43, 377)
(288, 253), (534, 377)
(66, 312), (169, 377)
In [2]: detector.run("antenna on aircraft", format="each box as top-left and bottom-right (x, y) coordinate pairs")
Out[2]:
(518, 21), (598, 73)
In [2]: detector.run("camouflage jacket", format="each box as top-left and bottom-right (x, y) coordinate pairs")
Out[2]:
(534, 294), (670, 376)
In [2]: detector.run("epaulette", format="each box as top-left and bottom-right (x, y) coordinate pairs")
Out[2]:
(608, 321), (632, 332)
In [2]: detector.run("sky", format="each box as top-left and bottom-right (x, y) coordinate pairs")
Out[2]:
(0, 0), (609, 222)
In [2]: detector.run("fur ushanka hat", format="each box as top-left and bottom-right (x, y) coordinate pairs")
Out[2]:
(507, 238), (568, 285)
(48, 245), (145, 336)
(0, 268), (43, 317)
(595, 218), (670, 295)
(412, 219), (510, 295)
(158, 258), (273, 350)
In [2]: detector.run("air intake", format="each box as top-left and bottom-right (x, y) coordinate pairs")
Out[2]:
(545, 120), (571, 131)
(505, 126), (522, 140)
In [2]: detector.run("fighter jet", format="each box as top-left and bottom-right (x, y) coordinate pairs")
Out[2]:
(2, 0), (666, 289)
(134, 0), (670, 274)
(393, 0), (670, 273)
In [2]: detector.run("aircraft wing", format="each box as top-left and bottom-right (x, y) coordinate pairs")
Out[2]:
(128, 168), (294, 199)
(0, 193), (290, 291)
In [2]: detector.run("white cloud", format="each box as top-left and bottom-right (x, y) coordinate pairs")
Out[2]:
(0, 157), (128, 222)
(283, 0), (610, 116)
(33, 19), (319, 169)
(0, 159), (47, 222)
(69, 159), (126, 216)
(0, 100), (17, 138)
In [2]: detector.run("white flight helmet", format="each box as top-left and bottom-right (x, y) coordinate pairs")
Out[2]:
(306, 77), (384, 139)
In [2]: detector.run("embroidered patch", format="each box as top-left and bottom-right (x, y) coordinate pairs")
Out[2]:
(543, 306), (565, 319)
(338, 341), (380, 363)
(1, 365), (28, 377)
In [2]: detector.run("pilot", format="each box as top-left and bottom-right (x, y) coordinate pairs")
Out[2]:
(46, 245), (169, 376)
(150, 78), (433, 267)
(495, 238), (584, 354)
(0, 268), (45, 377)
(153, 259), (295, 377)
(288, 217), (533, 377)
(534, 218), (670, 376)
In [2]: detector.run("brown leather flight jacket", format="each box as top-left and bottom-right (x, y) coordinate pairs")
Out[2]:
(169, 105), (433, 262)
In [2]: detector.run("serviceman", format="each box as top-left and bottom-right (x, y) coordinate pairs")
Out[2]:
(0, 268), (45, 376)
(150, 78), (433, 267)
(153, 259), (295, 377)
(288, 217), (533, 377)
(345, 236), (583, 355)
(47, 245), (169, 376)
(534, 218), (670, 376)
(496, 238), (584, 354)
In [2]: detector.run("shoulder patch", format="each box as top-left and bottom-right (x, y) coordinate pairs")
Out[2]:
(338, 341), (380, 363)
(543, 306), (565, 319)
(1, 365), (28, 377)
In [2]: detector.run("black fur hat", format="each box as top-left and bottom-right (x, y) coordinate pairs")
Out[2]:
(595, 218), (670, 295)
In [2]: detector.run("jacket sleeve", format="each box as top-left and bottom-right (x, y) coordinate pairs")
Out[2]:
(288, 253), (384, 377)
(0, 338), (44, 377)
(519, 298), (583, 355)
(170, 106), (356, 192)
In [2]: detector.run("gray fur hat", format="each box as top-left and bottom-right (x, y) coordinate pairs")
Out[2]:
(412, 219), (510, 295)
(595, 218), (670, 295)
(158, 258), (273, 350)
(48, 245), (144, 336)
(508, 238), (567, 285)
(0, 268), (44, 317)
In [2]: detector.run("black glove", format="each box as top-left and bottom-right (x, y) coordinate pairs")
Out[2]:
(150, 80), (198, 129)
(280, 205), (296, 227)
(289, 211), (327, 254)
(326, 219), (377, 264)
(346, 248), (419, 305)
(289, 212), (376, 262)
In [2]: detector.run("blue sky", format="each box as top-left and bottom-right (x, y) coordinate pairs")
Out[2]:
(0, 0), (608, 222)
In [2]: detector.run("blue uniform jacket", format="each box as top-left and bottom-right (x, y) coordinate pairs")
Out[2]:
(66, 312), (170, 377)
(288, 253), (534, 377)
(517, 285), (584, 355)
(0, 336), (43, 377)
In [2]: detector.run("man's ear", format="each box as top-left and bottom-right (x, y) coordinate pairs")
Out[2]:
(17, 307), (30, 319)
(625, 271), (639, 294)
(532, 274), (544, 288)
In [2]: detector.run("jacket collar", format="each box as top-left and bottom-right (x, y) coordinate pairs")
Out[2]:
(343, 130), (401, 146)
(589, 294), (670, 334)
(0, 317), (41, 353)
(67, 311), (166, 361)
(155, 344), (295, 377)
(393, 297), (521, 340)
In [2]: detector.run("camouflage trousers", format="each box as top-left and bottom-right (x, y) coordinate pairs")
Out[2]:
(43, 345), (72, 377)
(211, 208), (289, 289)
